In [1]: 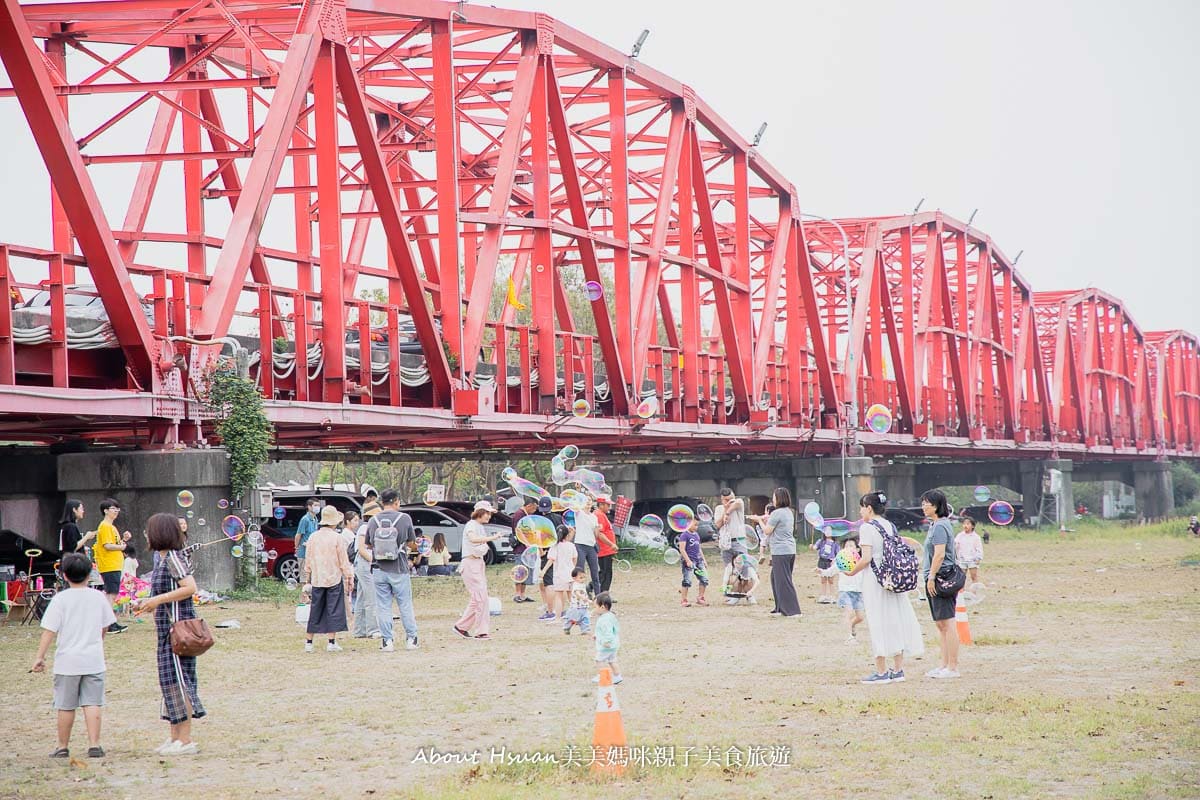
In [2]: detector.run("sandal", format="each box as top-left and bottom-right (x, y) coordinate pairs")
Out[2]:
(696, 598), (709, 606)
(680, 599), (691, 607)
(49, 748), (69, 758)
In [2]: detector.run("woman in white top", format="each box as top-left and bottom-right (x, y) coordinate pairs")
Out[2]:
(452, 501), (503, 641)
(845, 491), (924, 684)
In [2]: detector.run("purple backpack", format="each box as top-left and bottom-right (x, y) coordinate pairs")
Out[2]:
(867, 520), (919, 593)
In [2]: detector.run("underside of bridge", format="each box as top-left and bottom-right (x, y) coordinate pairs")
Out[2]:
(0, 0), (1195, 465)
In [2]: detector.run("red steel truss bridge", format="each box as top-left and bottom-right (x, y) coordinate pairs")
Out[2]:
(0, 0), (1196, 459)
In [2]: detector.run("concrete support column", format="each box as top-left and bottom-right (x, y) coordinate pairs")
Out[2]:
(872, 462), (917, 509)
(791, 457), (874, 539)
(0, 451), (63, 552)
(1133, 461), (1174, 521)
(602, 464), (639, 505)
(1019, 459), (1073, 528)
(58, 450), (234, 588)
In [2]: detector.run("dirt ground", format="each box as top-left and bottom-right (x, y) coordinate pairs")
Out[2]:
(2, 526), (1198, 800)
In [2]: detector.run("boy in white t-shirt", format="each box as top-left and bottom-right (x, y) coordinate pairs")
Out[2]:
(30, 552), (117, 759)
(836, 537), (866, 645)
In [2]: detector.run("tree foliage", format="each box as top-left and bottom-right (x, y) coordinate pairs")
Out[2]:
(206, 368), (273, 498)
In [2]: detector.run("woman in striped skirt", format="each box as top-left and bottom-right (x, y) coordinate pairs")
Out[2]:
(135, 513), (206, 756)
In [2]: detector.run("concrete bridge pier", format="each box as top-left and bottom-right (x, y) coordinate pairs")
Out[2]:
(58, 450), (234, 588)
(1133, 461), (1174, 520)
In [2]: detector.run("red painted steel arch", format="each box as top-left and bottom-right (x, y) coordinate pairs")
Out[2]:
(0, 0), (1194, 459)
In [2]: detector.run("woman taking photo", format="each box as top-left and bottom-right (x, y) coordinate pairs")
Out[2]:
(751, 488), (801, 618)
(845, 492), (924, 684)
(452, 501), (504, 640)
(134, 514), (205, 755)
(920, 489), (960, 679)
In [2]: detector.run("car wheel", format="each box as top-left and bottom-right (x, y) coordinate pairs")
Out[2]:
(483, 545), (496, 566)
(275, 555), (300, 583)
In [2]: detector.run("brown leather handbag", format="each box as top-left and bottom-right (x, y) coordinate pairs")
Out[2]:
(170, 616), (215, 657)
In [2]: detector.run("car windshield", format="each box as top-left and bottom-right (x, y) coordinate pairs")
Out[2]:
(438, 507), (469, 523)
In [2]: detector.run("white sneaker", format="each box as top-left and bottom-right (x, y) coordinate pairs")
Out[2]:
(748, 596), (757, 605)
(405, 637), (419, 650)
(160, 740), (198, 756)
(925, 667), (946, 678)
(326, 642), (343, 652)
(380, 640), (394, 652)
(844, 636), (857, 645)
(931, 668), (960, 679)
(154, 739), (176, 755)
(369, 630), (382, 639)
(304, 642), (314, 653)
(724, 598), (738, 606)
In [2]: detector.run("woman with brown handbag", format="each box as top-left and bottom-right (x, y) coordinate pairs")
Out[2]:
(134, 513), (207, 756)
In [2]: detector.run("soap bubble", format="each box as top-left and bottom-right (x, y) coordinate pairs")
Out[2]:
(501, 467), (551, 500)
(558, 445), (579, 461)
(221, 515), (246, 540)
(231, 545), (244, 558)
(864, 403), (893, 434)
(563, 509), (576, 527)
(176, 490), (195, 508)
(988, 501), (1015, 526)
(186, 510), (194, 518)
(662, 548), (681, 565)
(285, 578), (298, 590)
(416, 536), (432, 555)
(572, 399), (591, 418)
(696, 503), (714, 523)
(514, 515), (557, 549)
(511, 564), (530, 583)
(635, 397), (659, 420)
(584, 280), (603, 302)
(267, 549), (278, 559)
(973, 486), (991, 503)
(667, 504), (695, 533)
(217, 498), (230, 510)
(273, 506), (286, 520)
(639, 514), (665, 536)
(197, 518), (206, 527)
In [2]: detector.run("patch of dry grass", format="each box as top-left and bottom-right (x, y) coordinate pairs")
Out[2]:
(2, 525), (1198, 800)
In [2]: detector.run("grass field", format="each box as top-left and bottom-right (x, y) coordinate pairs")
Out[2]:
(2, 522), (1198, 800)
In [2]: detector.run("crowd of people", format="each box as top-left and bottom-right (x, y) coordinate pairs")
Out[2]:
(28, 481), (993, 758)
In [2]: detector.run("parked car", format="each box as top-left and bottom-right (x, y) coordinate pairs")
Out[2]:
(887, 507), (930, 533)
(629, 497), (715, 547)
(436, 500), (514, 529)
(259, 490), (364, 583)
(398, 504), (515, 565)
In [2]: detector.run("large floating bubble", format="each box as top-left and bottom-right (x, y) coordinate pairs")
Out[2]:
(501, 466), (551, 500)
(217, 499), (230, 510)
(696, 503), (714, 523)
(176, 490), (195, 509)
(520, 548), (541, 570)
(515, 514), (557, 549)
(667, 504), (695, 533)
(273, 506), (286, 520)
(574, 468), (607, 495)
(511, 564), (530, 583)
(988, 500), (1015, 526)
(973, 485), (991, 503)
(221, 515), (246, 540)
(635, 397), (659, 420)
(639, 514), (665, 536)
(572, 399), (591, 418)
(823, 519), (853, 537)
(864, 403), (893, 434)
(584, 281), (604, 302)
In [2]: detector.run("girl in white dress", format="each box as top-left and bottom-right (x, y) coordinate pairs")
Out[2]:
(845, 491), (924, 684)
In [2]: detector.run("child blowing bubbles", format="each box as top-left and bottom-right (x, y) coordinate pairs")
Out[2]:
(591, 591), (622, 684)
(30, 552), (117, 759)
(677, 518), (708, 606)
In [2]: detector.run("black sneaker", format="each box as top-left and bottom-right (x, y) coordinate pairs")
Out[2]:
(108, 622), (127, 634)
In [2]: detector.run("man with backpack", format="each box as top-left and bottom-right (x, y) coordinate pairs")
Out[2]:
(356, 489), (419, 652)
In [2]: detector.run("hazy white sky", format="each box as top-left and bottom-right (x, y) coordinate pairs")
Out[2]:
(0, 0), (1195, 333)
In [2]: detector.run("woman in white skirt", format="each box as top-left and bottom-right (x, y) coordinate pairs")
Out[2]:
(845, 491), (924, 684)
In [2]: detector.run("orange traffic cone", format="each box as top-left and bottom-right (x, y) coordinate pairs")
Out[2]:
(591, 667), (627, 776)
(955, 596), (973, 645)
